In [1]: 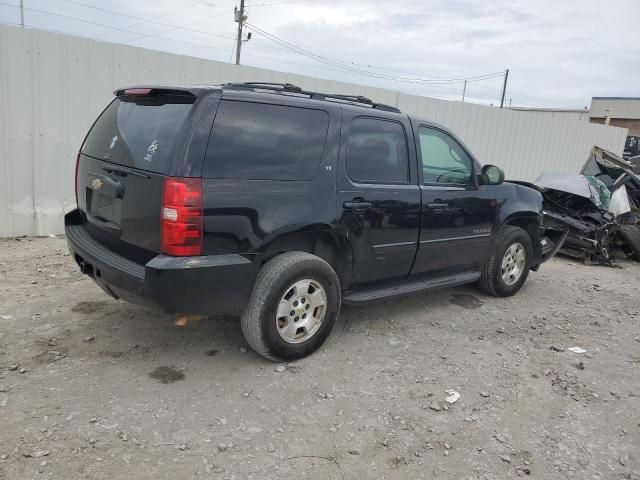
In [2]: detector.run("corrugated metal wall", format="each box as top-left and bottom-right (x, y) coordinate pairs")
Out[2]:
(0, 25), (629, 237)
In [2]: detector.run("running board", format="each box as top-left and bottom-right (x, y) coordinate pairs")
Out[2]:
(342, 271), (481, 305)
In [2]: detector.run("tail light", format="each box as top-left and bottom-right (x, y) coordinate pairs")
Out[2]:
(74, 152), (81, 205)
(161, 177), (203, 256)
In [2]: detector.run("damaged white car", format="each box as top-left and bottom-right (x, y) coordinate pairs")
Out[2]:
(534, 147), (640, 265)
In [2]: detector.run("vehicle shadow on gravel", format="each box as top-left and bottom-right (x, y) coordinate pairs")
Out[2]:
(339, 284), (487, 333)
(66, 300), (249, 362)
(66, 282), (489, 367)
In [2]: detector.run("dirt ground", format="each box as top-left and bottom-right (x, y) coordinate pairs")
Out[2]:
(0, 237), (639, 480)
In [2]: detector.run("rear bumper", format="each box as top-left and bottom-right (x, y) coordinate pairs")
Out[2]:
(65, 210), (258, 316)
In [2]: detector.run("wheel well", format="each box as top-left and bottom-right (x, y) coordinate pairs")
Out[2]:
(504, 216), (541, 262)
(260, 231), (351, 289)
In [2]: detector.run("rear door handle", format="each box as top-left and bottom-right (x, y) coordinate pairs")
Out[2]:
(427, 202), (448, 208)
(343, 201), (372, 211)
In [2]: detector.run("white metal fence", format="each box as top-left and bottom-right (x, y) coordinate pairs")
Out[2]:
(0, 25), (629, 236)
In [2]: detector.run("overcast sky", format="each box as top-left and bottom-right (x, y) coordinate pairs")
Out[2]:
(1, 0), (638, 108)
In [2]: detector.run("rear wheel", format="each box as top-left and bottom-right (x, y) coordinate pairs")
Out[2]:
(479, 226), (532, 297)
(617, 224), (640, 261)
(241, 252), (341, 361)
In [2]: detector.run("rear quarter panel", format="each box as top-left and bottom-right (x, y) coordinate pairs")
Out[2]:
(200, 103), (347, 279)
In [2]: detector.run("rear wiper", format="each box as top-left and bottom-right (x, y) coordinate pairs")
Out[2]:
(102, 165), (150, 179)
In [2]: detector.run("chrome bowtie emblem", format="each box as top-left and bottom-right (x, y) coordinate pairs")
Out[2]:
(91, 178), (103, 191)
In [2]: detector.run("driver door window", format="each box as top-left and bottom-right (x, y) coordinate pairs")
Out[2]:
(419, 127), (473, 185)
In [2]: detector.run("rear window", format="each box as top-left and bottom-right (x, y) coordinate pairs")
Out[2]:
(81, 95), (195, 174)
(203, 100), (329, 180)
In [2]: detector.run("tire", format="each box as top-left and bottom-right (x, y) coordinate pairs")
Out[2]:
(478, 226), (533, 297)
(241, 252), (341, 361)
(618, 224), (640, 261)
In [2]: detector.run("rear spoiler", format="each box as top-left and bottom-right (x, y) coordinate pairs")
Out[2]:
(114, 86), (198, 98)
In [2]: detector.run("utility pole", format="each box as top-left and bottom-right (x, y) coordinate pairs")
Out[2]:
(461, 79), (467, 102)
(20, 0), (24, 27)
(234, 0), (246, 65)
(500, 68), (509, 108)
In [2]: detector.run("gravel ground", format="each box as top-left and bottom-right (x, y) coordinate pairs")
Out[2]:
(0, 237), (639, 480)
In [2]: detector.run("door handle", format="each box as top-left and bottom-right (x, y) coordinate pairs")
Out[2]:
(343, 201), (372, 211)
(427, 202), (448, 208)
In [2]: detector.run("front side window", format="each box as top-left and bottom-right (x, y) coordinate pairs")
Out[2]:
(345, 118), (409, 184)
(419, 127), (473, 185)
(203, 101), (329, 180)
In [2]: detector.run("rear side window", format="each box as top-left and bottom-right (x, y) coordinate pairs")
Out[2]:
(345, 117), (409, 184)
(203, 101), (330, 180)
(82, 95), (195, 174)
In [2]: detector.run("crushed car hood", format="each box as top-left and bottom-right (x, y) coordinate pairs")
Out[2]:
(534, 174), (604, 208)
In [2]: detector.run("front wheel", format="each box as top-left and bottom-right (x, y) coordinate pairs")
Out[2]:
(478, 226), (533, 297)
(241, 252), (341, 361)
(617, 224), (640, 261)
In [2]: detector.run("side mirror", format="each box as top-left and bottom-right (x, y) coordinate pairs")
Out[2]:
(481, 165), (505, 185)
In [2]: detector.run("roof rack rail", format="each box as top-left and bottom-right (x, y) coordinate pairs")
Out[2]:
(225, 82), (304, 92)
(222, 82), (401, 113)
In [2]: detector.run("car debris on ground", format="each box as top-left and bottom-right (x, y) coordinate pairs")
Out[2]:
(568, 347), (587, 354)
(445, 389), (460, 404)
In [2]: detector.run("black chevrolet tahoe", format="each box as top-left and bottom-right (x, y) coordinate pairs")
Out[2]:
(65, 82), (563, 361)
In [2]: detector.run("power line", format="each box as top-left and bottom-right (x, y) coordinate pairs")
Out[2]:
(4, 7), (276, 62)
(92, 1), (210, 39)
(246, 22), (505, 85)
(240, 48), (503, 101)
(241, 26), (566, 106)
(246, 0), (312, 6)
(47, 0), (291, 54)
(123, 9), (234, 44)
(254, 24), (506, 84)
(49, 0), (236, 43)
(117, 1), (211, 26)
(58, 0), (201, 25)
(0, 2), (236, 44)
(243, 49), (505, 99)
(0, 7), (233, 53)
(342, 61), (503, 83)
(4, 21), (240, 65)
(467, 75), (567, 107)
